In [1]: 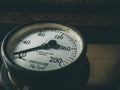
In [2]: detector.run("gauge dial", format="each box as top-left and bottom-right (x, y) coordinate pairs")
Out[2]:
(1, 22), (89, 90)
(4, 22), (84, 71)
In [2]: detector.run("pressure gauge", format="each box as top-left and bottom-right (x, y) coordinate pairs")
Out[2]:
(1, 22), (90, 90)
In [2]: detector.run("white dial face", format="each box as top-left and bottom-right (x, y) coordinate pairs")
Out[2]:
(6, 23), (83, 71)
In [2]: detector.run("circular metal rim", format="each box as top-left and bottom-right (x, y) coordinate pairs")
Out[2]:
(1, 21), (87, 73)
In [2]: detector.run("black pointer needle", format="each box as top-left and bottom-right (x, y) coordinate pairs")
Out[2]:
(13, 43), (48, 55)
(13, 40), (59, 55)
(47, 40), (61, 49)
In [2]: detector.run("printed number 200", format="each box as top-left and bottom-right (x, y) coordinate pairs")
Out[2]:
(49, 57), (63, 64)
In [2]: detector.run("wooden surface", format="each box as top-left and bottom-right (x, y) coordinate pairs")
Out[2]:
(87, 44), (120, 87)
(0, 12), (120, 26)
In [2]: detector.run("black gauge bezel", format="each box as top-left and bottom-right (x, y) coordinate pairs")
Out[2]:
(1, 21), (87, 73)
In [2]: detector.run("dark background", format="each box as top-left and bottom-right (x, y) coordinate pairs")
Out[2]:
(0, 0), (120, 90)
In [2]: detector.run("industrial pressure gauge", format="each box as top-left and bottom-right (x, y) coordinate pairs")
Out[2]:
(1, 22), (90, 90)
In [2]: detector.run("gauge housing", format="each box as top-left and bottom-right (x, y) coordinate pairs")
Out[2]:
(1, 21), (89, 90)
